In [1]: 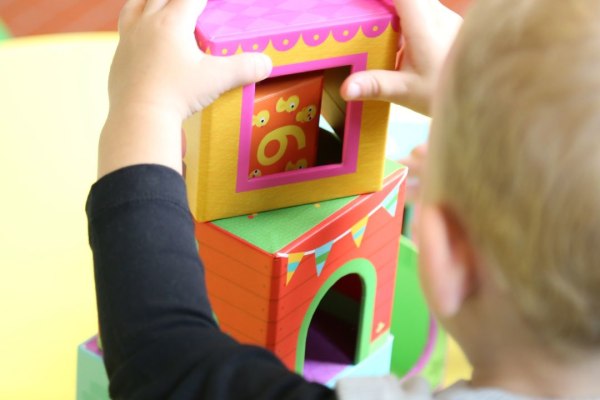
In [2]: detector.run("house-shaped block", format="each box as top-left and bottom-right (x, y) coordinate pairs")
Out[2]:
(74, 233), (450, 395)
(75, 165), (449, 391)
(195, 161), (407, 384)
(185, 0), (400, 221)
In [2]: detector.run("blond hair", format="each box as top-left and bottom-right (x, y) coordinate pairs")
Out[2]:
(426, 0), (600, 349)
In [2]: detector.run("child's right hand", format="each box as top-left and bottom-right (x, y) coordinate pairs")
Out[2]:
(340, 0), (461, 116)
(108, 0), (272, 121)
(98, 0), (272, 178)
(399, 143), (428, 203)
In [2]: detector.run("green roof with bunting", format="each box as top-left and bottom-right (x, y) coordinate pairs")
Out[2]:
(211, 160), (403, 253)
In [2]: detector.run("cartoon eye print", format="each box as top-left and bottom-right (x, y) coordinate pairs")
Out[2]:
(252, 110), (270, 127)
(249, 168), (262, 179)
(285, 159), (308, 171)
(276, 95), (300, 113)
(296, 105), (317, 123)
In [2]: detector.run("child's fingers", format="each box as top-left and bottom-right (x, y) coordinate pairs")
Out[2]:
(168, 0), (208, 26)
(393, 0), (436, 43)
(410, 143), (428, 160)
(393, 0), (438, 69)
(203, 52), (273, 94)
(399, 156), (422, 174)
(118, 0), (147, 32)
(405, 176), (421, 204)
(400, 144), (428, 172)
(143, 0), (170, 14)
(340, 69), (418, 104)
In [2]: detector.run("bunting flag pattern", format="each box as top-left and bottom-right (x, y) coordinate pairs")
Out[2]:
(350, 215), (369, 248)
(286, 252), (305, 284)
(314, 242), (334, 276)
(280, 179), (403, 285)
(382, 182), (401, 217)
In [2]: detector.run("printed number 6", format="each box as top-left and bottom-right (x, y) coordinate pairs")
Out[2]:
(257, 125), (306, 166)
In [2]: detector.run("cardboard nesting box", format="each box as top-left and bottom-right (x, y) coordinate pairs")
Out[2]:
(194, 161), (407, 381)
(184, 0), (400, 222)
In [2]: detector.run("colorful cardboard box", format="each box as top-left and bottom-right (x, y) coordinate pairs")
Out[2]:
(185, 0), (400, 221)
(195, 161), (407, 383)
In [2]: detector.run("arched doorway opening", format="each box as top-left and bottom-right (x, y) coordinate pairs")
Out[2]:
(295, 258), (376, 382)
(303, 273), (363, 384)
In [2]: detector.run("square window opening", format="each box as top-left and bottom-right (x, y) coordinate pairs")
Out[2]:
(237, 54), (367, 193)
(247, 66), (352, 180)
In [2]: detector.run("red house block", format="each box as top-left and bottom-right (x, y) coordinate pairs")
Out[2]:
(249, 71), (324, 178)
(195, 161), (407, 384)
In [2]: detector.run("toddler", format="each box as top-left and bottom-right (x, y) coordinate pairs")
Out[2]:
(87, 0), (600, 398)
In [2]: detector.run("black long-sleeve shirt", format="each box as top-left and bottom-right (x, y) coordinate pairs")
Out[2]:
(86, 164), (336, 400)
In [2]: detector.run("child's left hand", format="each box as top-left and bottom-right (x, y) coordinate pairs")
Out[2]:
(98, 0), (272, 178)
(340, 0), (461, 116)
(399, 143), (428, 204)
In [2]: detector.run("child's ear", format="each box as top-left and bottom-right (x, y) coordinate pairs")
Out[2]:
(417, 204), (478, 319)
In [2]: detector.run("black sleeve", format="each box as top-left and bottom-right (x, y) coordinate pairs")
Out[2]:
(86, 164), (335, 400)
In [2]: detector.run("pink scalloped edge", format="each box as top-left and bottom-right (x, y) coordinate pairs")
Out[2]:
(195, 17), (398, 56)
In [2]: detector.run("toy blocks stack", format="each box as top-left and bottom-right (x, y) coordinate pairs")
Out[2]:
(76, 0), (448, 397)
(183, 0), (447, 386)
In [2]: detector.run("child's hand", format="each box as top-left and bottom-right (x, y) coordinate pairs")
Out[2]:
(108, 0), (272, 120)
(340, 0), (461, 116)
(399, 143), (428, 203)
(98, 0), (272, 178)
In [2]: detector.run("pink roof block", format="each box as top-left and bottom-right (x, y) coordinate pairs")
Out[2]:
(196, 0), (399, 55)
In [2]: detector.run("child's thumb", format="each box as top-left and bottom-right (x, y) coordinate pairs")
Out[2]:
(341, 69), (431, 114)
(341, 69), (413, 103)
(208, 52), (272, 93)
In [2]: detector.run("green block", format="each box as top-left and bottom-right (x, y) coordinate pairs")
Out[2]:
(76, 337), (110, 400)
(390, 236), (447, 387)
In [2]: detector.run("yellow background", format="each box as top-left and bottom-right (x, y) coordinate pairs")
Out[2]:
(0, 33), (469, 398)
(0, 33), (114, 399)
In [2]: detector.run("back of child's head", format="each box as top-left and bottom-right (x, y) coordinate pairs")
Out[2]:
(425, 0), (600, 352)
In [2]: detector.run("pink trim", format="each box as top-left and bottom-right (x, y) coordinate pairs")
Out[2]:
(331, 25), (361, 43)
(83, 336), (103, 356)
(399, 316), (441, 383)
(271, 34), (301, 52)
(194, 0), (399, 56)
(302, 28), (331, 47)
(363, 18), (394, 38)
(236, 54), (368, 193)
